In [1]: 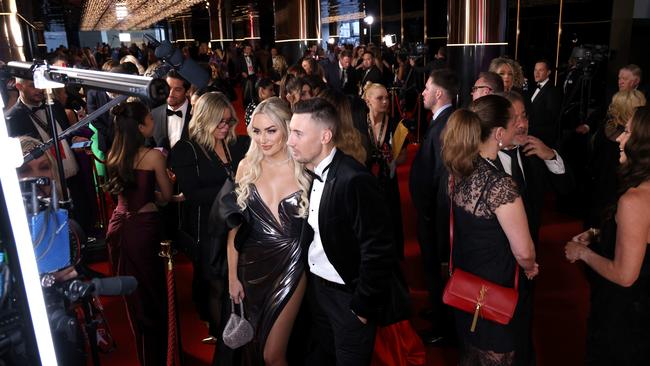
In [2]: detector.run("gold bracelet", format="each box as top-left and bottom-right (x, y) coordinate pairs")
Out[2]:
(589, 227), (600, 238)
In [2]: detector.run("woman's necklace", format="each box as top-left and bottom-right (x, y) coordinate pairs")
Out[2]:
(366, 113), (386, 149)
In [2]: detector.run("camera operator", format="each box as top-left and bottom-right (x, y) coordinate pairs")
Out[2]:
(16, 135), (85, 365)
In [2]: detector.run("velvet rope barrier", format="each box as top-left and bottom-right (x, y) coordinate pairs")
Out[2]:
(160, 240), (180, 366)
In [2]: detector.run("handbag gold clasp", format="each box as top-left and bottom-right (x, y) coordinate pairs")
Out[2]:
(470, 285), (488, 332)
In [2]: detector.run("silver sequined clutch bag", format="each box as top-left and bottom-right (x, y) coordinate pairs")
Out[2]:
(222, 298), (254, 349)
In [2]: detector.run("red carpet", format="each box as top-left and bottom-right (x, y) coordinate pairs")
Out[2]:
(92, 91), (589, 365)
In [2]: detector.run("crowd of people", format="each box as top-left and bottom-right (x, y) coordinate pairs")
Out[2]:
(4, 39), (650, 366)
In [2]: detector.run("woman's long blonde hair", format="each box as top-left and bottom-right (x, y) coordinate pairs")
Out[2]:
(235, 97), (311, 217)
(489, 57), (525, 90)
(189, 92), (238, 151)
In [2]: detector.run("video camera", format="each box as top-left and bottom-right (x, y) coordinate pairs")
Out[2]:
(570, 44), (608, 78)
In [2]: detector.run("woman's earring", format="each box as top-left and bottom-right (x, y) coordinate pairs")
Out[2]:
(498, 139), (503, 148)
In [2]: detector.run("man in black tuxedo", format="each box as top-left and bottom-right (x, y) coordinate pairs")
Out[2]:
(149, 69), (192, 152)
(528, 60), (563, 147)
(500, 91), (573, 366)
(6, 78), (79, 178)
(288, 98), (406, 365)
(408, 69), (458, 343)
(238, 44), (258, 106)
(323, 50), (355, 95)
(356, 51), (382, 95)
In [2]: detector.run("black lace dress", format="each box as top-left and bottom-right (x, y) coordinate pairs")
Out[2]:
(585, 217), (650, 365)
(219, 183), (306, 363)
(451, 158), (525, 364)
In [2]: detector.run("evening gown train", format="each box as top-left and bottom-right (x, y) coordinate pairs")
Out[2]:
(222, 184), (305, 363)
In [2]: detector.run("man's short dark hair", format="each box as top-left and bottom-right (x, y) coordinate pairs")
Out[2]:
(478, 71), (504, 93)
(166, 69), (191, 91)
(293, 97), (338, 137)
(429, 69), (459, 98)
(501, 90), (525, 106)
(339, 50), (352, 59)
(536, 59), (552, 71)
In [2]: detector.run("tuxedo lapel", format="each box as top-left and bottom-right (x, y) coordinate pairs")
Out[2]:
(318, 150), (342, 244)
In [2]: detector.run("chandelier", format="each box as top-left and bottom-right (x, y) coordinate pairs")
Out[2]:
(80, 0), (205, 31)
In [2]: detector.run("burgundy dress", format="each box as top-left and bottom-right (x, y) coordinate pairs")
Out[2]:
(106, 169), (167, 366)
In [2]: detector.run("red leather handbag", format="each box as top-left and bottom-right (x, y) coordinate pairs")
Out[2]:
(442, 178), (519, 332)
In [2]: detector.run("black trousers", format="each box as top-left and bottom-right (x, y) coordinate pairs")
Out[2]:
(307, 275), (376, 366)
(416, 211), (443, 318)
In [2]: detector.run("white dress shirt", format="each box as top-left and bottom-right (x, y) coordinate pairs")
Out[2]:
(497, 147), (565, 179)
(531, 78), (549, 102)
(167, 99), (189, 149)
(307, 147), (346, 284)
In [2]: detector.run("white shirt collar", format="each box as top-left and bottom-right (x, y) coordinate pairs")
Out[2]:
(538, 78), (549, 88)
(315, 147), (337, 178)
(433, 103), (452, 121)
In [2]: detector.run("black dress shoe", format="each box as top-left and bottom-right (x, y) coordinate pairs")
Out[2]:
(419, 330), (459, 347)
(418, 308), (435, 321)
(419, 330), (444, 345)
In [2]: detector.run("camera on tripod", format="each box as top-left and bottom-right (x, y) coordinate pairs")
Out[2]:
(570, 44), (608, 78)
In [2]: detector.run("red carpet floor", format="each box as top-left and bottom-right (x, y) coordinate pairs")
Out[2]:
(91, 91), (590, 365)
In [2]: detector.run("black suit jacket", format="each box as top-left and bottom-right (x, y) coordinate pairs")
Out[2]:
(6, 100), (71, 139)
(357, 66), (382, 91)
(528, 81), (563, 147)
(149, 101), (192, 153)
(501, 149), (574, 243)
(324, 60), (354, 94)
(238, 53), (258, 78)
(317, 149), (406, 321)
(409, 106), (454, 214)
(86, 90), (113, 153)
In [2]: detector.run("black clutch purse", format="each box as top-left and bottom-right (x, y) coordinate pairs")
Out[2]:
(222, 298), (254, 349)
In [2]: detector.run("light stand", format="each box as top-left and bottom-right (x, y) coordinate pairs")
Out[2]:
(364, 15), (374, 45)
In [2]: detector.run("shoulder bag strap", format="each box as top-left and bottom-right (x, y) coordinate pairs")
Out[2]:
(185, 140), (201, 244)
(448, 175), (519, 290)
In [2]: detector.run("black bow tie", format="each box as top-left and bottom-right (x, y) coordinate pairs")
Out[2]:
(167, 109), (182, 118)
(31, 104), (45, 112)
(305, 163), (331, 183)
(305, 169), (322, 182)
(536, 83), (542, 89)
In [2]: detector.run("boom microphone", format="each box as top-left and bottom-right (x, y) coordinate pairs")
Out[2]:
(62, 276), (138, 302)
(90, 276), (138, 296)
(154, 40), (210, 88)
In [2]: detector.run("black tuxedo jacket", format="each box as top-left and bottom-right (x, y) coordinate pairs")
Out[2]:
(317, 149), (406, 321)
(357, 66), (382, 91)
(528, 81), (563, 147)
(6, 100), (71, 139)
(149, 102), (192, 153)
(238, 53), (258, 77)
(409, 106), (454, 214)
(324, 60), (355, 94)
(86, 89), (113, 153)
(506, 150), (574, 243)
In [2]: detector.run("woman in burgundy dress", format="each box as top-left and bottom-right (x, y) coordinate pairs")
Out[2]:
(105, 101), (174, 366)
